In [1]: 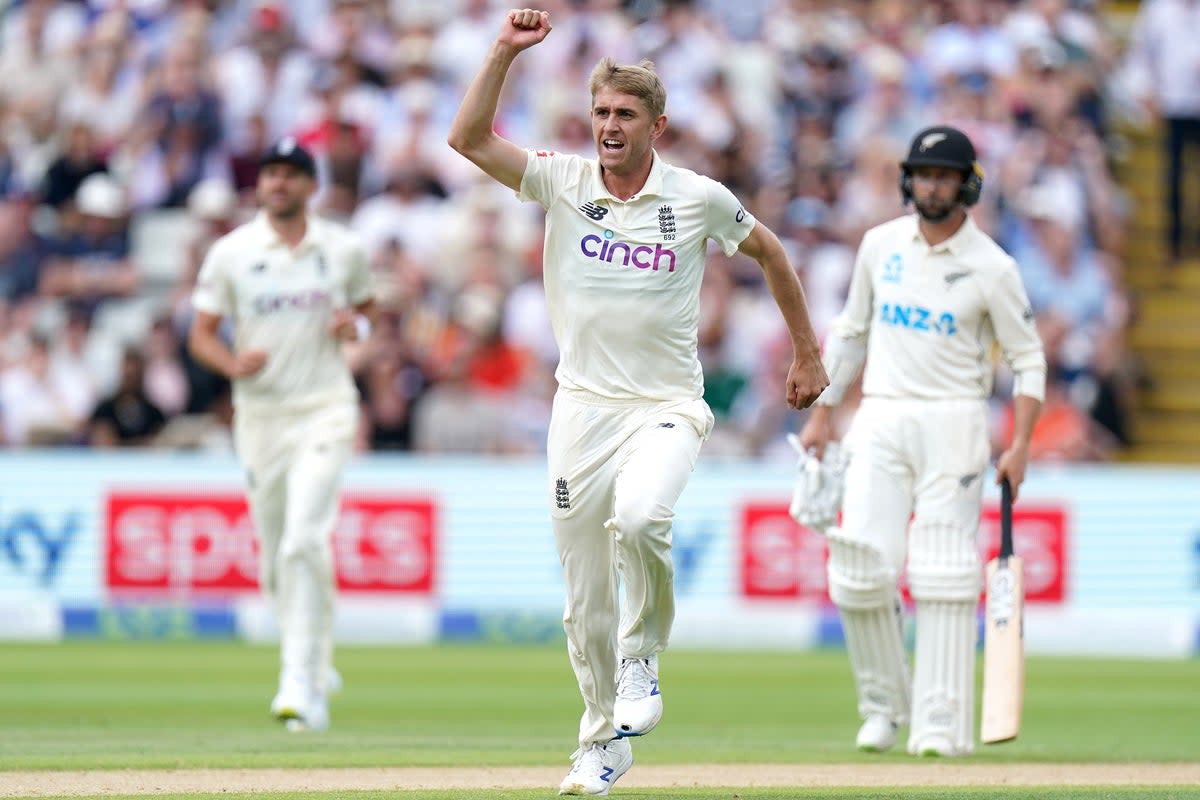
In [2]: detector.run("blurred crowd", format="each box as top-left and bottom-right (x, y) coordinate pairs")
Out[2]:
(0, 0), (1157, 462)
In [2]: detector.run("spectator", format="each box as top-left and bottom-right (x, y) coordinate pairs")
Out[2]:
(40, 173), (140, 313)
(0, 197), (45, 305)
(1122, 0), (1200, 267)
(87, 347), (166, 447)
(39, 120), (108, 210)
(0, 333), (81, 445)
(211, 2), (315, 150)
(58, 11), (143, 153)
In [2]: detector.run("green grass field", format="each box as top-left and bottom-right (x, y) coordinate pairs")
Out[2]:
(2, 642), (1198, 799)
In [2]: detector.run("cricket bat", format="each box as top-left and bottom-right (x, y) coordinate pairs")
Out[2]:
(981, 477), (1024, 744)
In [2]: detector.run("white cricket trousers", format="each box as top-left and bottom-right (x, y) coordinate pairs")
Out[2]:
(840, 396), (989, 563)
(836, 396), (989, 754)
(547, 389), (713, 747)
(234, 401), (358, 691)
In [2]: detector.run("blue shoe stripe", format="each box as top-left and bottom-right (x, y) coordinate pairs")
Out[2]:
(650, 679), (660, 696)
(600, 767), (614, 783)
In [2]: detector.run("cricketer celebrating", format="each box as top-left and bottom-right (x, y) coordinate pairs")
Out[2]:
(188, 139), (375, 733)
(797, 125), (1045, 757)
(449, 8), (828, 795)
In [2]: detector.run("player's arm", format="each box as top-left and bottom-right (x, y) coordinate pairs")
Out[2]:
(797, 231), (874, 454)
(447, 9), (552, 191)
(188, 311), (266, 379)
(738, 221), (828, 410)
(330, 238), (379, 342)
(330, 297), (379, 342)
(989, 262), (1046, 499)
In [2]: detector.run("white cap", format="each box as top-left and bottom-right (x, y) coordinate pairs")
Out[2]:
(76, 173), (126, 218)
(187, 178), (237, 221)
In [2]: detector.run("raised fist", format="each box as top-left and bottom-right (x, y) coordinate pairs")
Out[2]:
(498, 8), (552, 52)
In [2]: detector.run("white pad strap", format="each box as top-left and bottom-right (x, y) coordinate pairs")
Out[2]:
(826, 529), (911, 723)
(814, 335), (866, 407)
(907, 520), (981, 602)
(909, 600), (977, 755)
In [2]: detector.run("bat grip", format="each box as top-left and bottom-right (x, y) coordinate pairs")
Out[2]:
(999, 478), (1014, 560)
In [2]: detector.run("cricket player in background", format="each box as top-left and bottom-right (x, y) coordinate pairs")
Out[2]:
(188, 139), (375, 732)
(797, 125), (1045, 756)
(449, 8), (828, 795)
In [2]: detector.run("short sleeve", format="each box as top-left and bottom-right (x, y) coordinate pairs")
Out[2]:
(192, 238), (233, 316)
(344, 235), (373, 306)
(517, 149), (585, 209)
(703, 178), (755, 256)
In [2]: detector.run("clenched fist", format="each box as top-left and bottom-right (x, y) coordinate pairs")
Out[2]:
(497, 8), (552, 52)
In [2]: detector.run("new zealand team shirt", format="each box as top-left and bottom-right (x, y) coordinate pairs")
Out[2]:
(518, 149), (754, 401)
(193, 212), (373, 413)
(832, 214), (1046, 401)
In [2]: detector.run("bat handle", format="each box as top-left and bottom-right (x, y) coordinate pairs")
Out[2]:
(999, 477), (1014, 560)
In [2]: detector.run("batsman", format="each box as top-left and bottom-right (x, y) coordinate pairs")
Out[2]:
(795, 125), (1045, 757)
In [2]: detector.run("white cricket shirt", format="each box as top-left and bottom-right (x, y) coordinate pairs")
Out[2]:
(193, 212), (373, 413)
(830, 214), (1045, 402)
(518, 149), (754, 401)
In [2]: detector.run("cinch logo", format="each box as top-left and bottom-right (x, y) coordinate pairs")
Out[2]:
(879, 303), (957, 335)
(253, 289), (332, 314)
(580, 233), (676, 272)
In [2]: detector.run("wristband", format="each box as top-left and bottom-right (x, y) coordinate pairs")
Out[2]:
(354, 315), (372, 341)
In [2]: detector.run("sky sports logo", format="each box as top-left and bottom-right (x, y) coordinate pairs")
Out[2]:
(580, 232), (677, 272)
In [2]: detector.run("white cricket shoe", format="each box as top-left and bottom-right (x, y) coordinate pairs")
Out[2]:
(908, 733), (970, 758)
(270, 679), (329, 732)
(856, 713), (898, 752)
(613, 655), (662, 737)
(559, 738), (633, 796)
(324, 666), (343, 695)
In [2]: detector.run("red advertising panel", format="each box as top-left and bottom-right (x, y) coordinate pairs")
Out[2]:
(106, 493), (436, 596)
(979, 503), (1067, 602)
(740, 501), (1067, 603)
(740, 504), (830, 600)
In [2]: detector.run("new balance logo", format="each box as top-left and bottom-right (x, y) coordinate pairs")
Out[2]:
(315, 252), (327, 275)
(650, 679), (661, 696)
(656, 422), (675, 428)
(252, 262), (267, 273)
(600, 767), (614, 782)
(959, 472), (979, 488)
(555, 477), (571, 510)
(944, 270), (970, 287)
(579, 202), (608, 221)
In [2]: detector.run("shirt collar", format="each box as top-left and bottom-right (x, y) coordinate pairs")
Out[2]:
(908, 212), (976, 255)
(254, 210), (318, 252)
(588, 150), (666, 202)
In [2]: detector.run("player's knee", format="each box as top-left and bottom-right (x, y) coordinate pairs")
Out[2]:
(907, 520), (980, 602)
(825, 528), (896, 609)
(609, 495), (672, 546)
(278, 535), (331, 566)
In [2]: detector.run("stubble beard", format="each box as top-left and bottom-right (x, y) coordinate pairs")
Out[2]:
(914, 196), (957, 223)
(266, 198), (304, 221)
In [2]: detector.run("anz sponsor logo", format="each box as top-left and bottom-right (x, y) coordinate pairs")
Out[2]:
(879, 303), (958, 335)
(580, 231), (677, 272)
(253, 288), (333, 314)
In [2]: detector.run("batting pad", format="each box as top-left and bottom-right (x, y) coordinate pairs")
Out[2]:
(826, 529), (911, 724)
(907, 520), (981, 602)
(910, 599), (977, 755)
